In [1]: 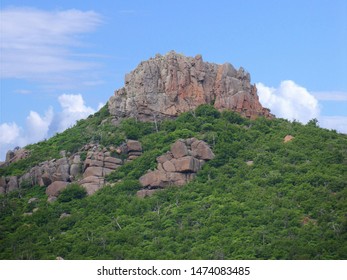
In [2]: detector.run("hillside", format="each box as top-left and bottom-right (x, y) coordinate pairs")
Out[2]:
(0, 104), (346, 259)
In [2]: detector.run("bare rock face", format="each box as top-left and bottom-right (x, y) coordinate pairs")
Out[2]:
(109, 51), (273, 122)
(137, 138), (214, 197)
(4, 148), (30, 166)
(46, 181), (69, 197)
(0, 140), (143, 196)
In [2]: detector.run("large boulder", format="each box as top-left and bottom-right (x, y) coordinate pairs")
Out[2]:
(7, 176), (18, 192)
(70, 164), (81, 178)
(172, 156), (201, 173)
(171, 140), (188, 159)
(138, 138), (214, 194)
(139, 170), (167, 188)
(126, 140), (142, 152)
(52, 158), (70, 182)
(83, 166), (103, 178)
(46, 181), (69, 197)
(79, 176), (104, 195)
(191, 140), (215, 160)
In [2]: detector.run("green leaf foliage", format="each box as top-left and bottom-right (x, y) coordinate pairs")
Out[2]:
(0, 106), (346, 260)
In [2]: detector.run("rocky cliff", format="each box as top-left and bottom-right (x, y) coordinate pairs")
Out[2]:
(109, 51), (273, 122)
(0, 140), (143, 199)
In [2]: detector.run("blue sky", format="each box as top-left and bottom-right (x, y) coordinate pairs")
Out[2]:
(1, 0), (347, 160)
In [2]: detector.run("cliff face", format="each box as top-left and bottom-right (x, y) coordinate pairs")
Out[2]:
(108, 51), (273, 121)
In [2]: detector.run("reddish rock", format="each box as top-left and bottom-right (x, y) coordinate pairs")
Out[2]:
(191, 140), (215, 160)
(139, 170), (167, 188)
(46, 181), (69, 197)
(156, 153), (173, 164)
(284, 135), (294, 143)
(172, 156), (201, 173)
(167, 172), (189, 186)
(104, 162), (120, 170)
(171, 140), (188, 159)
(104, 157), (122, 165)
(162, 160), (176, 172)
(83, 166), (103, 178)
(126, 140), (142, 152)
(128, 155), (140, 160)
(79, 176), (104, 195)
(89, 160), (104, 167)
(108, 51), (273, 122)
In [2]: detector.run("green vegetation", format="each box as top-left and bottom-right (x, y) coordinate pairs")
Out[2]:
(0, 105), (346, 259)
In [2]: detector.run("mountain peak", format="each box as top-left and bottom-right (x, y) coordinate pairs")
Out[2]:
(108, 51), (273, 122)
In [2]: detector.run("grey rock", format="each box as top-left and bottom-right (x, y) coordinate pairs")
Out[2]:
(7, 176), (18, 192)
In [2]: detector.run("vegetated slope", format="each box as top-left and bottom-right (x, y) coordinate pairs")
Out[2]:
(0, 105), (346, 259)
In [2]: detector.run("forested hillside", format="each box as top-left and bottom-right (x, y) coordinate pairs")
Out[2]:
(0, 105), (346, 259)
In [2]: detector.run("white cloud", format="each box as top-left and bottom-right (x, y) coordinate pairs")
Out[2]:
(56, 94), (96, 132)
(319, 116), (347, 134)
(0, 123), (21, 145)
(257, 80), (347, 134)
(26, 108), (54, 142)
(257, 80), (320, 123)
(0, 94), (99, 161)
(0, 7), (102, 81)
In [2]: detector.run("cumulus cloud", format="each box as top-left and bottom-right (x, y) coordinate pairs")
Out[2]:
(257, 80), (347, 134)
(26, 108), (54, 142)
(257, 80), (320, 124)
(0, 7), (102, 85)
(56, 94), (96, 132)
(0, 123), (21, 145)
(0, 94), (99, 161)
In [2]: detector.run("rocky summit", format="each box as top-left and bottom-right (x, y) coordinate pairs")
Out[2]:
(108, 51), (273, 122)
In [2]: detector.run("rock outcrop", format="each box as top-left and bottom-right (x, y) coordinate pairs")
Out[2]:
(0, 140), (143, 197)
(0, 148), (30, 168)
(284, 135), (294, 143)
(137, 138), (214, 197)
(109, 51), (273, 122)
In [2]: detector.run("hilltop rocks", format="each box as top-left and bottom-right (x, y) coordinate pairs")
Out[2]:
(138, 138), (214, 197)
(3, 148), (30, 167)
(0, 140), (143, 197)
(109, 51), (273, 122)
